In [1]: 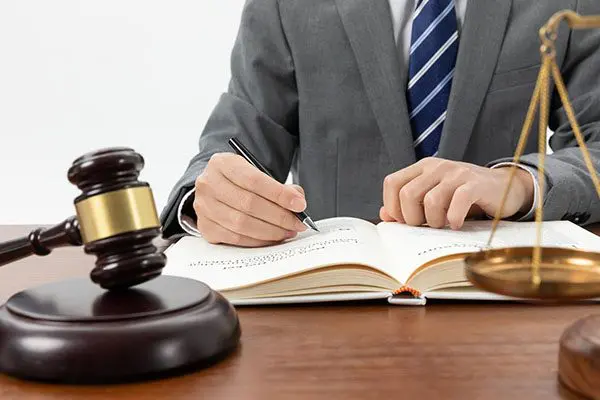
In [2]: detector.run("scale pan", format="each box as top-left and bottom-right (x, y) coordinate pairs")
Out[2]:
(464, 247), (600, 300)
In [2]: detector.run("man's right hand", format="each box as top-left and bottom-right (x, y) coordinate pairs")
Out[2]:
(193, 153), (308, 247)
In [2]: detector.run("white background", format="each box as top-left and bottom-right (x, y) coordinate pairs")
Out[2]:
(0, 0), (245, 224)
(0, 1), (555, 225)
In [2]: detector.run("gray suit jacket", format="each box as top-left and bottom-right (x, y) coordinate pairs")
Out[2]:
(160, 0), (600, 237)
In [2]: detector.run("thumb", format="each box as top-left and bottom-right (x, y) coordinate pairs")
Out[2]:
(289, 184), (305, 197)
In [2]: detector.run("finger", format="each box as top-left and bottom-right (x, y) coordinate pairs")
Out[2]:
(423, 181), (456, 228)
(447, 182), (481, 230)
(399, 173), (442, 226)
(204, 171), (307, 232)
(217, 155), (307, 212)
(196, 214), (281, 248)
(196, 195), (297, 242)
(383, 167), (422, 221)
(379, 206), (397, 222)
(290, 184), (305, 196)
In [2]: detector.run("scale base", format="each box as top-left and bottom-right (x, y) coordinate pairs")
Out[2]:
(0, 275), (240, 383)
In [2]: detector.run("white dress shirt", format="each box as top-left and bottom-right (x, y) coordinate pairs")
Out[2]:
(177, 0), (537, 235)
(389, 0), (469, 70)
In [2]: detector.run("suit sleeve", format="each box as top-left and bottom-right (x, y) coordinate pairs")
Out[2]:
(515, 0), (600, 225)
(160, 0), (299, 238)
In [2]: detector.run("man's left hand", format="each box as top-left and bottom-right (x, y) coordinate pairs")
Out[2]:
(381, 158), (535, 230)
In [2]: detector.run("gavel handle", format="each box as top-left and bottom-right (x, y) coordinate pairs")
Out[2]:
(0, 216), (83, 267)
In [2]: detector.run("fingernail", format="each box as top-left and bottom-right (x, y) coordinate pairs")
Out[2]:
(291, 197), (306, 211)
(285, 231), (298, 239)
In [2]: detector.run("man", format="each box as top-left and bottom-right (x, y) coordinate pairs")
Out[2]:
(160, 0), (600, 247)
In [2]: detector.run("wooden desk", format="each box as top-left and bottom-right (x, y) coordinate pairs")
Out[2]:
(0, 225), (598, 399)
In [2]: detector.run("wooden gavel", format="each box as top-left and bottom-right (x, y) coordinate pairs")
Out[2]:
(0, 147), (166, 290)
(0, 147), (240, 384)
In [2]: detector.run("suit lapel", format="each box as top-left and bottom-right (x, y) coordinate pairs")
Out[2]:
(335, 0), (416, 169)
(437, 0), (513, 160)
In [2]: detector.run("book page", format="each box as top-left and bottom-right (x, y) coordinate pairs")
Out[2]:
(163, 217), (388, 291)
(376, 220), (600, 284)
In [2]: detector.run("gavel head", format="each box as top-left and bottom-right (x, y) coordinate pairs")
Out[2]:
(67, 147), (166, 290)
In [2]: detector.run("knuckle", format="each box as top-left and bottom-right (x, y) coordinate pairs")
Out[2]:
(208, 153), (223, 166)
(423, 191), (440, 209)
(244, 171), (261, 189)
(384, 173), (401, 191)
(195, 176), (209, 193)
(383, 174), (395, 188)
(451, 167), (472, 182)
(399, 185), (419, 202)
(209, 152), (235, 170)
(419, 157), (437, 168)
(192, 195), (209, 215)
(456, 184), (474, 198)
(459, 166), (472, 177)
(432, 160), (450, 174)
(231, 212), (250, 231)
(278, 211), (295, 229)
(238, 193), (256, 213)
(273, 184), (288, 205)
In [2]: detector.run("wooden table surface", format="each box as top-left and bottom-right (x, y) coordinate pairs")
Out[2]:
(0, 225), (598, 400)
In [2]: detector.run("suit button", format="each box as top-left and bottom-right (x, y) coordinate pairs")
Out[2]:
(578, 213), (590, 224)
(569, 212), (590, 225)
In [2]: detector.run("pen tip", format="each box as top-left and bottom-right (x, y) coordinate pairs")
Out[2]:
(305, 218), (320, 232)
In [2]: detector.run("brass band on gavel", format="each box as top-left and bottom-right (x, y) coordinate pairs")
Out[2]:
(74, 186), (160, 244)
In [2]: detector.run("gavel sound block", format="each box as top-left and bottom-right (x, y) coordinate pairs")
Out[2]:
(0, 148), (240, 383)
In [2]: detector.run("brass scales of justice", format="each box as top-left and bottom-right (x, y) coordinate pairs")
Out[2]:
(463, 10), (600, 399)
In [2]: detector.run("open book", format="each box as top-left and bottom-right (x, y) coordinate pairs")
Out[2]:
(162, 218), (600, 305)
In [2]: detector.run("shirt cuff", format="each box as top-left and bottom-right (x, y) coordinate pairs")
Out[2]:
(177, 188), (203, 237)
(489, 162), (539, 221)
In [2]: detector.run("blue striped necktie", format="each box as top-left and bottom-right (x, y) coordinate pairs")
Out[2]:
(407, 0), (459, 159)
